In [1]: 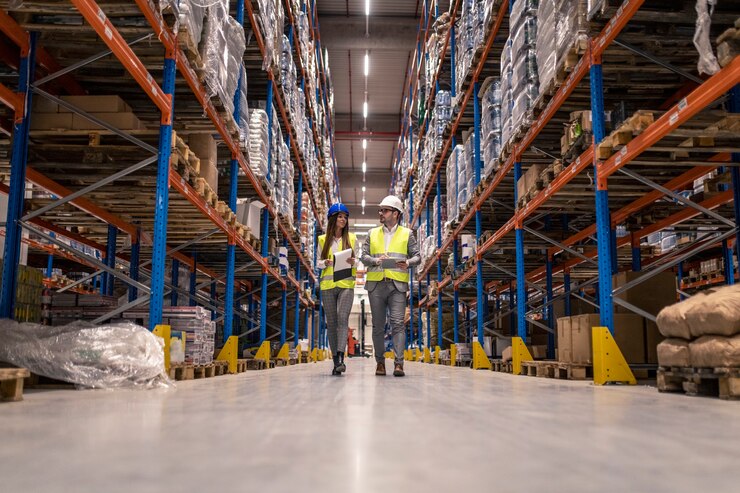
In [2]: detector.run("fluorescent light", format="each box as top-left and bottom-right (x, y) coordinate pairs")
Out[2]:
(363, 101), (368, 118)
(362, 186), (366, 192)
(365, 0), (370, 16)
(364, 52), (369, 76)
(355, 231), (368, 236)
(362, 139), (367, 149)
(362, 162), (367, 173)
(361, 198), (366, 207)
(355, 223), (377, 227)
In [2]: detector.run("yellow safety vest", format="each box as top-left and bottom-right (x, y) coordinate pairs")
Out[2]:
(366, 226), (410, 283)
(318, 233), (357, 290)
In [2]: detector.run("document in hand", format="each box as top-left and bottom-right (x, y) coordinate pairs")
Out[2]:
(333, 248), (354, 282)
(380, 257), (401, 269)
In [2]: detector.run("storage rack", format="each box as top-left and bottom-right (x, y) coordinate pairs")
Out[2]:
(0, 0), (339, 354)
(392, 0), (740, 375)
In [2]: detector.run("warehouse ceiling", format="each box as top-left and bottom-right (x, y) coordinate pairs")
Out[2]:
(318, 0), (429, 231)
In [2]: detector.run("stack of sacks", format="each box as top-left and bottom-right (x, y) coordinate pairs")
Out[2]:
(249, 109), (269, 179)
(200, 0), (246, 118)
(656, 284), (740, 368)
(445, 145), (463, 222)
(536, 0), (589, 97)
(480, 78), (503, 178)
(255, 0), (283, 71)
(509, 0), (540, 137)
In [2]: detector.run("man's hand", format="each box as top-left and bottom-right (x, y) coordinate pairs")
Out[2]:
(347, 257), (355, 266)
(325, 259), (333, 267)
(375, 255), (388, 266)
(396, 260), (408, 271)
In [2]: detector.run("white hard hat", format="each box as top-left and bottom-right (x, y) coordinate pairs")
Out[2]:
(379, 195), (404, 214)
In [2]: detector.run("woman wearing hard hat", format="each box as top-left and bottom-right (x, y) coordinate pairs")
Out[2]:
(317, 203), (357, 376)
(360, 195), (421, 377)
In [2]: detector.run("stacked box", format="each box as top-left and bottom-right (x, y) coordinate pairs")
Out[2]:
(500, 39), (514, 147)
(445, 145), (464, 222)
(537, 1), (588, 96)
(49, 292), (118, 326)
(200, 0), (245, 118)
(255, 0), (283, 71)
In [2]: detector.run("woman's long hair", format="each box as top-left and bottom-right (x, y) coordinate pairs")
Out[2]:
(321, 213), (352, 261)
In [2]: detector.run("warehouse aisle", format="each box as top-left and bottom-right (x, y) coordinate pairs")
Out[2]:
(1, 359), (737, 492)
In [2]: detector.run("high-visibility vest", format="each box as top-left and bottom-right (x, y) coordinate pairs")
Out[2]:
(318, 233), (357, 290)
(366, 226), (410, 283)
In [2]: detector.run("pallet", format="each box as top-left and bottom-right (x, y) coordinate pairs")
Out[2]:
(213, 360), (229, 376)
(596, 110), (655, 159)
(236, 359), (247, 373)
(1, 367), (31, 402)
(657, 367), (740, 400)
(169, 363), (195, 381)
(716, 25), (740, 68)
(520, 360), (592, 380)
(491, 359), (512, 373)
(193, 364), (216, 379)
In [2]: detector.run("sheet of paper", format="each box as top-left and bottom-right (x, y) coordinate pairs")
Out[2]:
(333, 248), (354, 282)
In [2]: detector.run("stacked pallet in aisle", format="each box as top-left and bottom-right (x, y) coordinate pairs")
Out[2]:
(48, 293), (118, 326)
(656, 284), (740, 399)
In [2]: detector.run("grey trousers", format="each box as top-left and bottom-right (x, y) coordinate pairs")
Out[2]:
(368, 280), (407, 364)
(322, 287), (354, 356)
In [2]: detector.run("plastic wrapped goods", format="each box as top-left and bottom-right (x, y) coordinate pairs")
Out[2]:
(0, 320), (171, 389)
(200, 1), (246, 117)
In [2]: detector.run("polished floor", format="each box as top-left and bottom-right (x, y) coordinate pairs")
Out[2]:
(1, 358), (738, 493)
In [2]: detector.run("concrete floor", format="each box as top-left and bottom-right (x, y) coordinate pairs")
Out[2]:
(1, 358), (738, 493)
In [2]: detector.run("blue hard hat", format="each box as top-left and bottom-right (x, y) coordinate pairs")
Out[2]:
(327, 203), (350, 218)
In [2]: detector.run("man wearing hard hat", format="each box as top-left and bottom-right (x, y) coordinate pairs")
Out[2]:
(360, 195), (421, 377)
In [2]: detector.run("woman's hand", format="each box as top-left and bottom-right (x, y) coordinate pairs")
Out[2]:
(347, 257), (356, 266)
(325, 259), (333, 267)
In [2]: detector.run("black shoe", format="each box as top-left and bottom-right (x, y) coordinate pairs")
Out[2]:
(331, 354), (342, 376)
(336, 351), (346, 373)
(393, 364), (405, 377)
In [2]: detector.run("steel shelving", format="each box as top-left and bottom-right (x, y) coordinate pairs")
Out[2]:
(0, 0), (338, 355)
(394, 0), (740, 379)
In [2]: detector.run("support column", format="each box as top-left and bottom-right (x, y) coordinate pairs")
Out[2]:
(409, 175), (415, 349)
(1, 32), (36, 318)
(728, 86), (740, 269)
(453, 238), (460, 344)
(677, 262), (686, 301)
(148, 49), (176, 329)
(259, 80), (273, 343)
(436, 173), (443, 348)
(514, 161), (527, 340)
(211, 281), (217, 321)
(723, 239), (734, 286)
(473, 80), (484, 343)
(591, 57), (614, 333)
(545, 254), (555, 359)
(563, 269), (571, 316)
(295, 171), (303, 345)
(170, 258), (179, 307)
(631, 233), (641, 272)
(46, 233), (55, 278)
(189, 251), (197, 307)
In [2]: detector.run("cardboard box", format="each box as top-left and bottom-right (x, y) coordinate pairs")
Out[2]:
(612, 271), (677, 317)
(645, 320), (664, 365)
(60, 95), (131, 113)
(72, 112), (142, 130)
(531, 345), (548, 359)
(559, 313), (646, 364)
(30, 113), (73, 130)
(189, 134), (218, 192)
(32, 97), (60, 114)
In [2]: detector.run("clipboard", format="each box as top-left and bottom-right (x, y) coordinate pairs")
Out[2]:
(332, 248), (354, 282)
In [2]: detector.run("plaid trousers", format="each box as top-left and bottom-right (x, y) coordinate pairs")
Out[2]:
(322, 287), (354, 355)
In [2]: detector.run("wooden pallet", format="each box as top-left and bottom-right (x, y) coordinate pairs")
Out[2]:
(169, 363), (195, 381)
(193, 364), (216, 379)
(213, 360), (229, 376)
(520, 360), (592, 380)
(657, 367), (740, 400)
(236, 359), (247, 373)
(491, 359), (512, 373)
(716, 23), (740, 68)
(1, 367), (31, 402)
(596, 110), (655, 159)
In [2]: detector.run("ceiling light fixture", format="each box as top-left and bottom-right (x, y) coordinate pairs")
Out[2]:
(361, 198), (366, 208)
(365, 0), (370, 16)
(362, 139), (367, 149)
(363, 101), (368, 118)
(362, 186), (366, 192)
(362, 162), (367, 173)
(364, 52), (369, 76)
